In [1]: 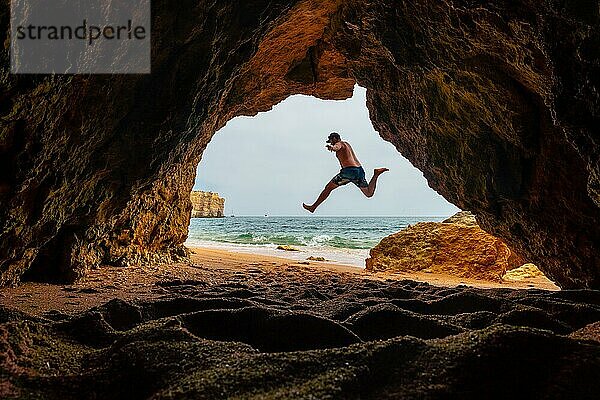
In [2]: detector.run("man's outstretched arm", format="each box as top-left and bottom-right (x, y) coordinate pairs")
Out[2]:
(326, 142), (342, 152)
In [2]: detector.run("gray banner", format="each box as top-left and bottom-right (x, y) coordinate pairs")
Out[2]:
(11, 0), (151, 74)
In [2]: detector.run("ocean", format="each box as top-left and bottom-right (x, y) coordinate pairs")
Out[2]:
(186, 216), (447, 267)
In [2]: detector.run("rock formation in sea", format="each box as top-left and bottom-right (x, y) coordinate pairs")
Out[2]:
(0, 1), (598, 288)
(366, 212), (527, 282)
(190, 191), (225, 218)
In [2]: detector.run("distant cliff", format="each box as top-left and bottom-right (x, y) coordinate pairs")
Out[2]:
(190, 191), (225, 218)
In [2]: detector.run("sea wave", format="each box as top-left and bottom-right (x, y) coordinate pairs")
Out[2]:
(189, 233), (374, 249)
(187, 216), (447, 251)
(185, 216), (448, 267)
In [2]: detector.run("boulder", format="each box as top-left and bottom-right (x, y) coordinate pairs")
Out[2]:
(442, 211), (477, 227)
(503, 264), (546, 281)
(365, 212), (526, 282)
(277, 245), (300, 251)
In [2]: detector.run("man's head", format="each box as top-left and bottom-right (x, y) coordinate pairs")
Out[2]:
(326, 132), (341, 144)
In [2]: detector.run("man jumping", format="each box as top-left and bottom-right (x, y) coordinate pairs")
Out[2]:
(303, 132), (389, 213)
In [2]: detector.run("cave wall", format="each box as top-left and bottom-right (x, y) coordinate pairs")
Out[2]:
(330, 0), (600, 288)
(0, 0), (598, 288)
(0, 0), (307, 284)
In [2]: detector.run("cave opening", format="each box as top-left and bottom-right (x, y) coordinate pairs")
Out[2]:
(186, 84), (462, 268)
(193, 85), (459, 216)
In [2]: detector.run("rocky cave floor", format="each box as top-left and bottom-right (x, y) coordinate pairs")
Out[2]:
(1, 261), (600, 399)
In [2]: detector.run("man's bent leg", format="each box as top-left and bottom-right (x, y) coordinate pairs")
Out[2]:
(361, 168), (389, 198)
(303, 181), (339, 213)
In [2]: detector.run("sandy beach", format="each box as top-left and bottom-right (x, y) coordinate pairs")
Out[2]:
(2, 246), (598, 399)
(0, 246), (559, 317)
(188, 246), (559, 291)
(0, 221), (572, 400)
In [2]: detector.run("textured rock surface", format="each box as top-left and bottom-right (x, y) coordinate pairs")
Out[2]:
(0, 0), (599, 287)
(190, 191), (225, 218)
(442, 211), (478, 226)
(570, 321), (600, 343)
(1, 269), (600, 399)
(366, 216), (526, 282)
(504, 263), (547, 281)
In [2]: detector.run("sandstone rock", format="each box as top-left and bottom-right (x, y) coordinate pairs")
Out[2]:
(442, 211), (477, 227)
(277, 245), (300, 252)
(0, 1), (598, 288)
(503, 264), (546, 281)
(190, 191), (225, 218)
(366, 213), (526, 282)
(570, 321), (600, 343)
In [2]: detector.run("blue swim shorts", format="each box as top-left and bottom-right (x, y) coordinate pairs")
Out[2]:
(332, 166), (369, 188)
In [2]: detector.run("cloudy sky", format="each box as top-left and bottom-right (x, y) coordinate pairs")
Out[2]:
(194, 85), (460, 217)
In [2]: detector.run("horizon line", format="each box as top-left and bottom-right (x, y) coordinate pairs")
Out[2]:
(197, 214), (454, 218)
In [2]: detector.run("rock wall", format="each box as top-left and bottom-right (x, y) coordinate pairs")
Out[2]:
(348, 0), (600, 289)
(190, 191), (225, 218)
(0, 0), (598, 288)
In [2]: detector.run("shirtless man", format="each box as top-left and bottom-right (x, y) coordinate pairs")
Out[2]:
(303, 132), (389, 213)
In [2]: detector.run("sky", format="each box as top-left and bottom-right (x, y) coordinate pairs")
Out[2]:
(194, 85), (460, 217)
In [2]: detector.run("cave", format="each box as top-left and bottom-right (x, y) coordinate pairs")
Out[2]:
(1, 0), (599, 291)
(2, 1), (600, 398)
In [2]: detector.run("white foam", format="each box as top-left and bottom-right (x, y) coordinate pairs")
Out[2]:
(301, 234), (333, 246)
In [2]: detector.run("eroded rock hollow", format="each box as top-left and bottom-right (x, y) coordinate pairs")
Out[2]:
(1, 0), (598, 288)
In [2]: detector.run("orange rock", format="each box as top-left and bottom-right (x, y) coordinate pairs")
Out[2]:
(366, 216), (525, 282)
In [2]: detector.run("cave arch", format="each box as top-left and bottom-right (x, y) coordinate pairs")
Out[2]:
(192, 85), (459, 218)
(0, 0), (598, 288)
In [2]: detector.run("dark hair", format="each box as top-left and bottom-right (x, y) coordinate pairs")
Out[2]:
(327, 132), (341, 142)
